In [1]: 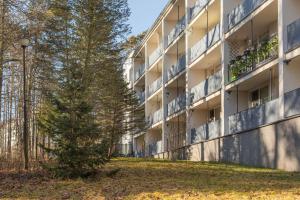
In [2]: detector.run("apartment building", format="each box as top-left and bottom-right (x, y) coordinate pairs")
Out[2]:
(126, 0), (300, 171)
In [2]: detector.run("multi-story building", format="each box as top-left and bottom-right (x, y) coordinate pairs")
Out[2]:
(127, 0), (300, 171)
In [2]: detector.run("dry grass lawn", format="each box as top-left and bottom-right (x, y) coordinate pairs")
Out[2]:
(0, 158), (300, 199)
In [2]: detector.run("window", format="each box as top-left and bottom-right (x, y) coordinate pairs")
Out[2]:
(208, 107), (221, 122)
(249, 85), (270, 108)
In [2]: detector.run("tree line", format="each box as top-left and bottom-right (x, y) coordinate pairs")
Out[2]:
(0, 0), (145, 177)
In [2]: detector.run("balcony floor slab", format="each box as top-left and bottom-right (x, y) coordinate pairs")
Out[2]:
(148, 55), (163, 71)
(165, 31), (186, 53)
(286, 46), (300, 61)
(189, 41), (221, 70)
(166, 109), (186, 122)
(190, 90), (221, 110)
(147, 87), (163, 102)
(165, 69), (186, 88)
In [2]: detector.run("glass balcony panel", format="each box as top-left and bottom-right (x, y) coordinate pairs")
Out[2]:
(167, 15), (186, 46)
(153, 108), (163, 125)
(207, 70), (222, 95)
(148, 44), (163, 67)
(137, 91), (145, 104)
(135, 64), (145, 81)
(191, 124), (207, 143)
(149, 140), (163, 155)
(191, 120), (220, 144)
(190, 35), (207, 63)
(284, 87), (300, 118)
(190, 24), (220, 63)
(207, 23), (220, 47)
(287, 18), (300, 51)
(227, 0), (265, 31)
(207, 120), (220, 139)
(228, 97), (282, 134)
(168, 94), (186, 116)
(148, 77), (162, 97)
(167, 55), (186, 81)
(190, 70), (221, 104)
(189, 0), (208, 22)
(147, 108), (163, 127)
(190, 80), (207, 104)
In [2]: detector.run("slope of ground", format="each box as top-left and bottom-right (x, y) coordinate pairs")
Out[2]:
(0, 158), (300, 199)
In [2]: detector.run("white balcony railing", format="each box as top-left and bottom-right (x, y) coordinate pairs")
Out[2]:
(167, 54), (186, 81)
(189, 23), (220, 63)
(148, 77), (162, 97)
(148, 43), (163, 68)
(191, 120), (220, 144)
(227, 0), (265, 31)
(168, 94), (186, 116)
(190, 70), (222, 104)
(287, 17), (300, 52)
(135, 64), (145, 81)
(167, 15), (186, 46)
(189, 0), (209, 22)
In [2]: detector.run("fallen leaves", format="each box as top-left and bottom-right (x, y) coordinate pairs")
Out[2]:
(0, 158), (299, 199)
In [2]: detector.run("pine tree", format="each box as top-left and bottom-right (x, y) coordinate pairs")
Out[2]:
(37, 0), (109, 177)
(37, 0), (145, 177)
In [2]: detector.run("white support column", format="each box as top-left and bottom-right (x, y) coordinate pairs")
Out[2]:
(162, 18), (168, 153)
(278, 0), (286, 119)
(220, 0), (227, 136)
(185, 0), (191, 146)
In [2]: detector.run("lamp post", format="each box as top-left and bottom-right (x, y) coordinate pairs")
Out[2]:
(21, 38), (29, 170)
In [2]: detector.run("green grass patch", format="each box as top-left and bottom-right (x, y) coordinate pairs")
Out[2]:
(0, 158), (299, 199)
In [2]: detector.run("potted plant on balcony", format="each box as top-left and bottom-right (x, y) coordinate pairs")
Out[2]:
(257, 39), (269, 64)
(267, 35), (279, 58)
(243, 48), (254, 73)
(229, 59), (238, 82)
(234, 55), (243, 78)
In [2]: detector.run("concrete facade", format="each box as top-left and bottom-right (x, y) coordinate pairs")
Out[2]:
(125, 0), (300, 171)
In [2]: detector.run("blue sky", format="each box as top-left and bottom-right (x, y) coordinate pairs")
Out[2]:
(128, 0), (168, 36)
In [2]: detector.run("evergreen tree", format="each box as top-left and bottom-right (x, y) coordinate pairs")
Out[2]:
(38, 0), (145, 177)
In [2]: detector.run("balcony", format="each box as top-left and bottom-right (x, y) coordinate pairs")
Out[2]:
(287, 18), (300, 52)
(229, 97), (281, 134)
(207, 70), (222, 95)
(167, 55), (186, 82)
(284, 87), (300, 118)
(149, 140), (163, 156)
(189, 23), (220, 63)
(148, 44), (163, 68)
(135, 64), (145, 81)
(228, 35), (278, 83)
(191, 120), (220, 143)
(168, 94), (186, 116)
(190, 70), (222, 104)
(189, 0), (209, 22)
(167, 15), (186, 47)
(147, 108), (163, 127)
(148, 77), (162, 97)
(137, 91), (145, 104)
(227, 0), (266, 31)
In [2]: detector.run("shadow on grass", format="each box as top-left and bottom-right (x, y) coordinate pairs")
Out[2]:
(0, 159), (300, 199)
(97, 159), (300, 199)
